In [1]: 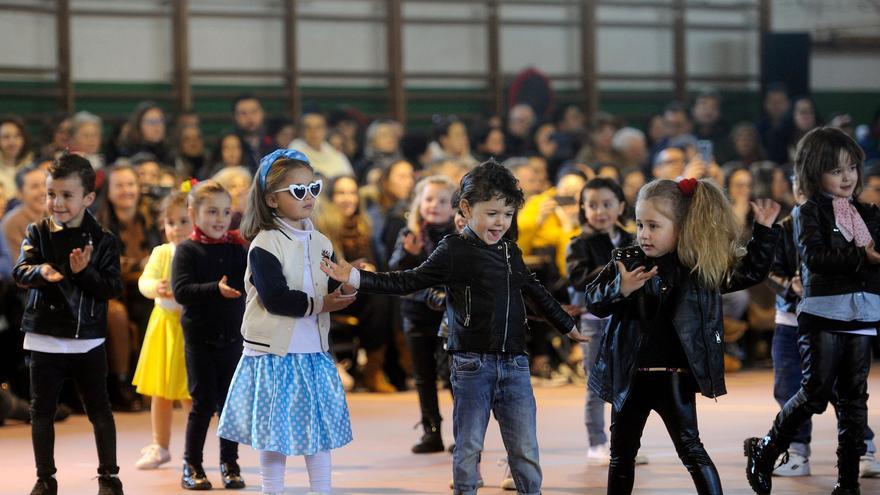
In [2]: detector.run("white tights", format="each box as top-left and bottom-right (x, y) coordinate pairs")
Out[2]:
(259, 449), (332, 494)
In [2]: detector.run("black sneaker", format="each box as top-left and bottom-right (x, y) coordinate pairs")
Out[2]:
(29, 477), (57, 495)
(97, 475), (124, 495)
(220, 461), (246, 489)
(744, 436), (782, 495)
(181, 462), (212, 490)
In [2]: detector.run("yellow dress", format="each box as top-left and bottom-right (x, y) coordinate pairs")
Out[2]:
(132, 243), (190, 400)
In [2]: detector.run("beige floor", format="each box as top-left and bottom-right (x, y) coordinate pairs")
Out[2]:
(1, 368), (878, 495)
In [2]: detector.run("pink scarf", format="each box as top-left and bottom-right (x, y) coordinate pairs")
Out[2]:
(832, 197), (872, 247)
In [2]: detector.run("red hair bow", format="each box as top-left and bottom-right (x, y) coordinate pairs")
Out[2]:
(677, 177), (698, 197)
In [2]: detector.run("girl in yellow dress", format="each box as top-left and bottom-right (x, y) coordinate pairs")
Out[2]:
(132, 190), (193, 469)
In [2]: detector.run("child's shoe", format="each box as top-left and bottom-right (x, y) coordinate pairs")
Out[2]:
(498, 458), (515, 490)
(860, 452), (880, 478)
(97, 474), (124, 495)
(635, 452), (650, 465)
(587, 443), (611, 466)
(772, 451), (810, 477)
(135, 444), (171, 469)
(220, 461), (246, 489)
(29, 477), (57, 495)
(181, 462), (212, 490)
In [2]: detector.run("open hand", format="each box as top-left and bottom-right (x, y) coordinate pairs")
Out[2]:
(567, 327), (591, 343)
(790, 275), (803, 296)
(69, 244), (93, 274)
(866, 241), (880, 265)
(320, 256), (353, 283)
(617, 261), (658, 298)
(40, 264), (64, 283)
(750, 198), (782, 227)
(218, 275), (242, 298)
(322, 288), (356, 313)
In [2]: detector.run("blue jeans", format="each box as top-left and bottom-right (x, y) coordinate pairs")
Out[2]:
(581, 317), (608, 447)
(451, 352), (541, 495)
(772, 323), (876, 457)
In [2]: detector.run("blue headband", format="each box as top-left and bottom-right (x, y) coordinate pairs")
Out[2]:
(258, 148), (310, 190)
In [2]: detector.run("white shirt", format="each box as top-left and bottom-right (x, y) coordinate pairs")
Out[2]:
(23, 333), (104, 354)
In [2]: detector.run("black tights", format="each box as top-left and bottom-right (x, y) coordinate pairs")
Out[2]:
(608, 372), (722, 495)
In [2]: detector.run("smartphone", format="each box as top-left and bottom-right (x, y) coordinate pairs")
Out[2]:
(554, 195), (577, 207)
(613, 245), (654, 272)
(696, 139), (713, 163)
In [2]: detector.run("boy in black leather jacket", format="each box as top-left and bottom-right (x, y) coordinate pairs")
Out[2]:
(321, 160), (588, 495)
(14, 153), (124, 495)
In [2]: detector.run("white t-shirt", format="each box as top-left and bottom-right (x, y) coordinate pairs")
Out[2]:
(23, 333), (104, 354)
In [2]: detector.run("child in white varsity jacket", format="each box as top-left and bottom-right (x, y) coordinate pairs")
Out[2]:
(217, 149), (356, 495)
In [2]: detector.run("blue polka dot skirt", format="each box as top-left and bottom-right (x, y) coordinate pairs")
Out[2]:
(218, 352), (353, 456)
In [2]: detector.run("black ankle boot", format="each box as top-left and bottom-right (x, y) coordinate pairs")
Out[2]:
(181, 462), (212, 490)
(29, 477), (57, 495)
(97, 474), (124, 495)
(220, 461), (246, 489)
(412, 419), (444, 454)
(744, 436), (782, 495)
(833, 449), (861, 495)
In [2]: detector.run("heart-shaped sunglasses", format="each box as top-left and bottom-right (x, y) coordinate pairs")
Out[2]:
(272, 179), (323, 201)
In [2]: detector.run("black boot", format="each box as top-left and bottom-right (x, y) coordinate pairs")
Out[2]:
(97, 475), (124, 495)
(412, 419), (444, 454)
(29, 477), (57, 495)
(220, 461), (246, 489)
(744, 436), (783, 495)
(181, 462), (212, 490)
(833, 449), (861, 495)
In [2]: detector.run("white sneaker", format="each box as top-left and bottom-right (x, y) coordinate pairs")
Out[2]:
(587, 444), (611, 466)
(447, 462), (484, 489)
(498, 458), (516, 490)
(772, 451), (810, 477)
(861, 452), (880, 478)
(635, 452), (649, 465)
(135, 444), (170, 469)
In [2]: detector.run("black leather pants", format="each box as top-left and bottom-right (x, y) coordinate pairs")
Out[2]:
(608, 372), (722, 495)
(769, 328), (872, 459)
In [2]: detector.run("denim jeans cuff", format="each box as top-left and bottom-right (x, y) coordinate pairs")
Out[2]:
(789, 442), (810, 458)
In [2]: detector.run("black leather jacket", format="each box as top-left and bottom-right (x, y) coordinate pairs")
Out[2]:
(767, 211), (801, 314)
(359, 226), (575, 354)
(586, 223), (780, 410)
(566, 230), (635, 292)
(798, 195), (880, 297)
(13, 212), (123, 339)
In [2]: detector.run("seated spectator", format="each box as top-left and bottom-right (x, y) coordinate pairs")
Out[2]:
(364, 158), (415, 267)
(651, 146), (686, 180)
(289, 111), (355, 178)
(505, 103), (537, 157)
(575, 113), (624, 169)
(612, 126), (649, 170)
(211, 166), (251, 230)
(170, 121), (206, 179)
(553, 104), (586, 159)
(750, 160), (793, 212)
(427, 115), (478, 168)
(96, 163), (162, 411)
(199, 131), (244, 179)
(39, 113), (71, 159)
(70, 111), (105, 170)
(355, 118), (403, 185)
(730, 121), (766, 166)
(859, 159), (880, 206)
(518, 169), (587, 276)
(856, 107), (880, 161)
(782, 95), (821, 164)
(315, 175), (396, 393)
(265, 115), (296, 151)
(649, 101), (695, 165)
(691, 87), (733, 164)
(117, 101), (172, 164)
(232, 93), (272, 173)
(724, 164), (753, 232)
(0, 116), (33, 199)
(471, 122), (506, 163)
(645, 113), (666, 149)
(2, 165), (48, 260)
(619, 166), (645, 230)
(328, 109), (364, 162)
(503, 157), (545, 201)
(427, 158), (469, 186)
(756, 82), (791, 164)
